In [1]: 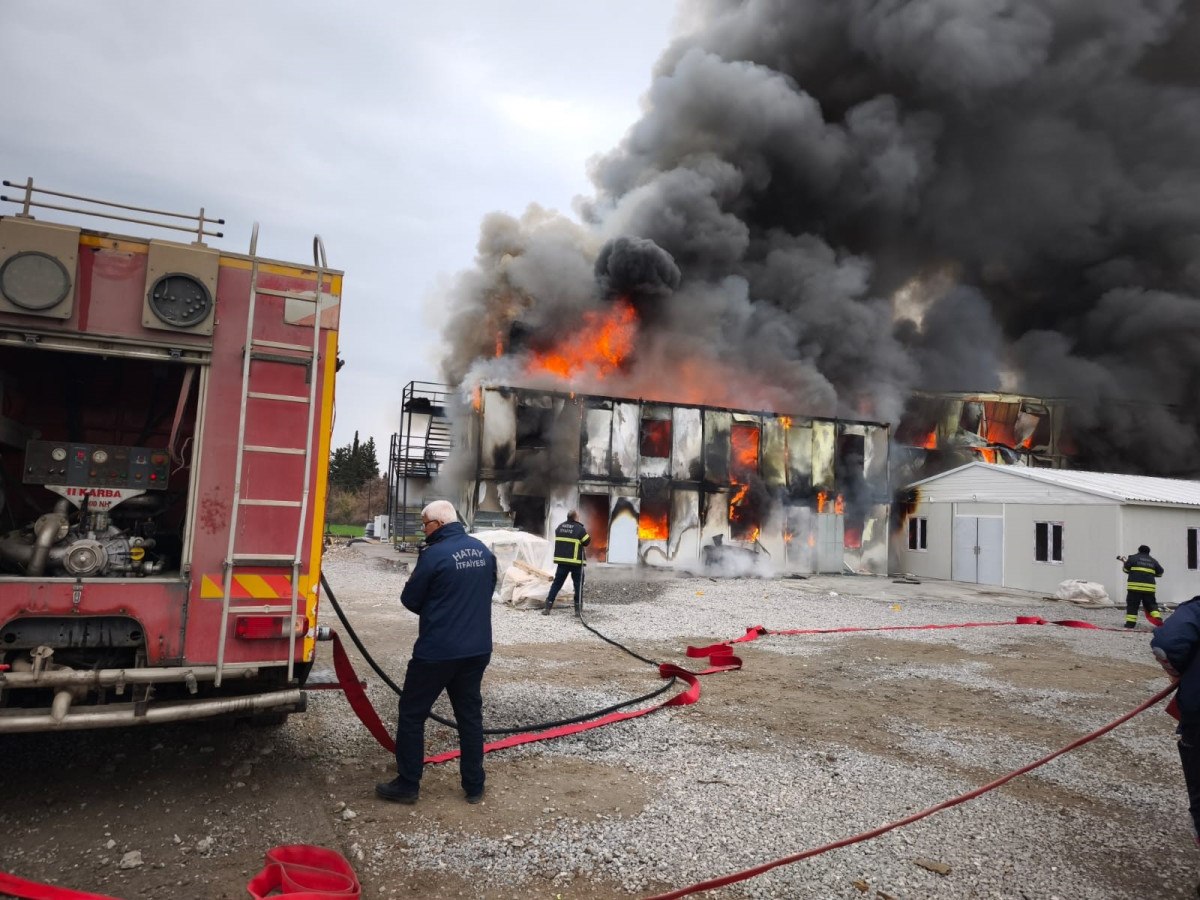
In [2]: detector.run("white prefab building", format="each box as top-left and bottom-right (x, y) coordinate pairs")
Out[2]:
(896, 463), (1200, 606)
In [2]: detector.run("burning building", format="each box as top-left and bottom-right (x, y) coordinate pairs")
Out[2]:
(893, 391), (1073, 486)
(453, 385), (890, 574)
(434, 0), (1200, 538)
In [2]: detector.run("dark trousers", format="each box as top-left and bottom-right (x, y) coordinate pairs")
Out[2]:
(394, 653), (490, 795)
(546, 564), (584, 611)
(1179, 723), (1200, 840)
(1125, 590), (1162, 624)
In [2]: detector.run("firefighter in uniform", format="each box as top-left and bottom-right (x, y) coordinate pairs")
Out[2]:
(1121, 544), (1164, 629)
(542, 510), (590, 617)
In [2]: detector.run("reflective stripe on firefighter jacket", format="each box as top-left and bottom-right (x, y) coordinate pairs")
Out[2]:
(552, 520), (590, 566)
(1124, 552), (1163, 594)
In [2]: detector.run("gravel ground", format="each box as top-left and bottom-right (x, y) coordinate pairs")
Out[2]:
(1, 543), (1194, 899)
(311, 545), (1197, 899)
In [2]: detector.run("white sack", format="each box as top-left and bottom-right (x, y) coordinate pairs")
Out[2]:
(1053, 580), (1114, 607)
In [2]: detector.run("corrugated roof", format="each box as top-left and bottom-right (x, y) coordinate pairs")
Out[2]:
(910, 462), (1200, 507)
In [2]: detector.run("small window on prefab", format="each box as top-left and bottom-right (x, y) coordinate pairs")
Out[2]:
(1035, 521), (1063, 563)
(639, 418), (671, 458)
(907, 517), (927, 551)
(1189, 527), (1199, 570)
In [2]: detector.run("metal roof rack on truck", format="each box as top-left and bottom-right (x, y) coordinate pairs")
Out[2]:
(2, 176), (223, 245)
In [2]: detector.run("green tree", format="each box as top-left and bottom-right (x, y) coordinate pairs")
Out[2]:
(329, 431), (379, 491)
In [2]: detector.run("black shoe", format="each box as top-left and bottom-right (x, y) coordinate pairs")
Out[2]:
(465, 787), (485, 805)
(541, 607), (551, 616)
(375, 777), (418, 804)
(1124, 623), (1136, 629)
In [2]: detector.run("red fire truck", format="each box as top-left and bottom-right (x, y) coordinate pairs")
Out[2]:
(0, 179), (341, 731)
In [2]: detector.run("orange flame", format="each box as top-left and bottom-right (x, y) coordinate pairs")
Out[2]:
(844, 526), (863, 549)
(779, 416), (792, 429)
(731, 424), (760, 476)
(471, 386), (482, 412)
(834, 494), (845, 515)
(921, 430), (937, 450)
(494, 331), (504, 358)
(807, 534), (816, 547)
(816, 491), (828, 513)
(638, 501), (669, 541)
(526, 300), (638, 379)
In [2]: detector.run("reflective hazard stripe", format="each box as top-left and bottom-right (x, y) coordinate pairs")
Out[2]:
(1127, 583), (1157, 592)
(553, 536), (585, 564)
(1129, 566), (1157, 574)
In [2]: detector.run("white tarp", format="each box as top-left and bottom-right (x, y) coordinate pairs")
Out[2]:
(471, 529), (554, 609)
(1053, 580), (1115, 607)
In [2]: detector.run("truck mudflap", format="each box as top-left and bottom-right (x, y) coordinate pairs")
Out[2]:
(0, 688), (305, 733)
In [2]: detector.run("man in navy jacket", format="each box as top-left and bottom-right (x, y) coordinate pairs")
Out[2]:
(1151, 597), (1200, 847)
(376, 500), (496, 805)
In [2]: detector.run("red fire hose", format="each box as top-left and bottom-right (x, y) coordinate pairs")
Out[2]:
(0, 616), (1166, 900)
(644, 681), (1178, 899)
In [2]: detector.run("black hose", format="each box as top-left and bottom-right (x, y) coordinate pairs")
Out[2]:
(318, 570), (677, 736)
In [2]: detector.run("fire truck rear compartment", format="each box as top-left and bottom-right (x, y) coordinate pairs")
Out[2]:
(0, 343), (194, 579)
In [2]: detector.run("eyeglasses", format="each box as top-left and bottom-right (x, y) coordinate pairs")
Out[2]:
(421, 519), (436, 529)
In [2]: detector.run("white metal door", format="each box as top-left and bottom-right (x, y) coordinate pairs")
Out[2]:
(952, 517), (977, 582)
(977, 517), (1003, 585)
(952, 516), (1004, 585)
(607, 497), (640, 565)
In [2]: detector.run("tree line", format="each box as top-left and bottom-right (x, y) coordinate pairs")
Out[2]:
(326, 431), (384, 526)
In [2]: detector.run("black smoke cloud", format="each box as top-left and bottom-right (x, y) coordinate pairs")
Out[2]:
(442, 0), (1200, 475)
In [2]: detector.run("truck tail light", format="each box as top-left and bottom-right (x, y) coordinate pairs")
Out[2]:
(235, 615), (305, 640)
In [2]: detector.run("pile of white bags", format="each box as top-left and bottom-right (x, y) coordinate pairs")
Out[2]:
(1053, 580), (1115, 608)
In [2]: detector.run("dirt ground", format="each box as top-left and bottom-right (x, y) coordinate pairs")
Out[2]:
(0, 547), (1186, 899)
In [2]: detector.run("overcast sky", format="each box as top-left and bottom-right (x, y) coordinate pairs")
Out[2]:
(0, 2), (678, 458)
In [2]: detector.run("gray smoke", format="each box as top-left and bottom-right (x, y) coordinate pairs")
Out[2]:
(441, 0), (1200, 475)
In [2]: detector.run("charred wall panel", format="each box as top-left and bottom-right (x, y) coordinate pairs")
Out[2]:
(787, 422), (813, 496)
(812, 421), (836, 491)
(610, 402), (639, 481)
(762, 418), (787, 490)
(670, 406), (703, 482)
(785, 505), (816, 572)
(816, 512), (844, 572)
(668, 489), (702, 566)
(703, 411), (731, 485)
(582, 403), (613, 477)
(481, 389), (516, 477)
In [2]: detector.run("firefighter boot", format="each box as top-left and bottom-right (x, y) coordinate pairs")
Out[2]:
(375, 777), (418, 804)
(541, 605), (552, 616)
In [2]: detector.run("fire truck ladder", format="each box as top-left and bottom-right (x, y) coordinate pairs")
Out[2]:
(214, 228), (329, 687)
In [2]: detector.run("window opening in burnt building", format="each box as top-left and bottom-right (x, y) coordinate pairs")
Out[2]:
(639, 417), (671, 459)
(729, 423), (761, 542)
(1035, 521), (1063, 563)
(1189, 527), (1198, 571)
(835, 431), (867, 550)
(510, 495), (546, 536)
(908, 517), (927, 551)
(514, 395), (555, 449)
(638, 478), (670, 541)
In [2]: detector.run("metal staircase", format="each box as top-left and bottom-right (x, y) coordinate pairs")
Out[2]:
(387, 381), (453, 540)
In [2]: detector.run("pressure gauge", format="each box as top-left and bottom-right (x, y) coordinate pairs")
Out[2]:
(51, 447), (67, 461)
(146, 273), (213, 327)
(92, 449), (109, 464)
